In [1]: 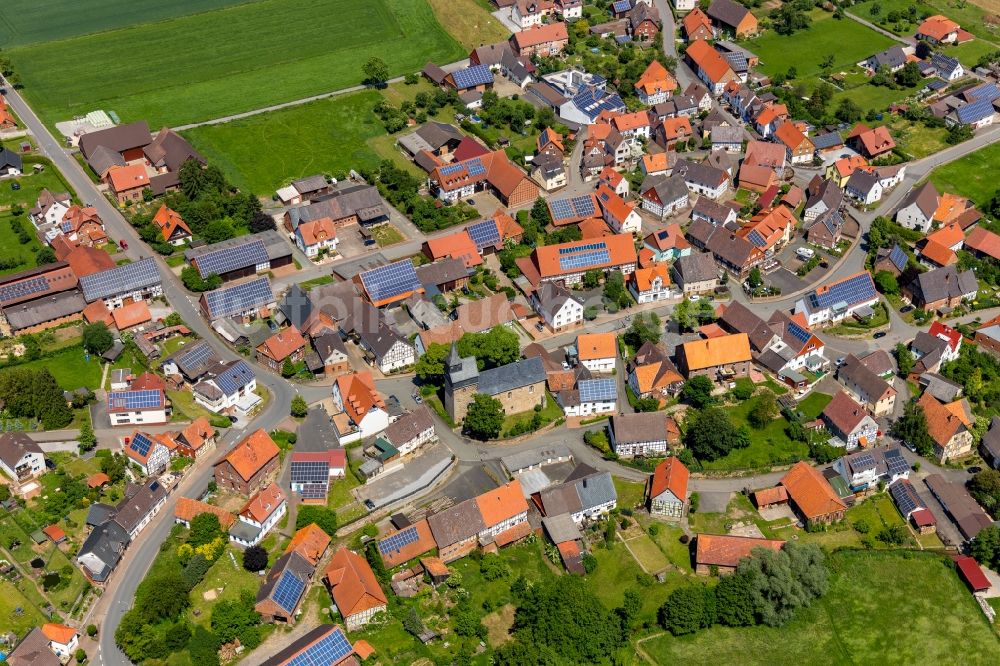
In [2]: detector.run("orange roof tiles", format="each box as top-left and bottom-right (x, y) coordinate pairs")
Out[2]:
(285, 523), (332, 566)
(353, 640), (376, 660)
(152, 204), (191, 242)
(612, 111), (652, 132)
(181, 416), (215, 452)
(66, 245), (116, 279)
(425, 230), (482, 267)
(635, 60), (678, 96)
(174, 497), (237, 528)
(112, 300), (151, 330)
(661, 116), (693, 141)
(754, 486), (788, 506)
(475, 480), (528, 528)
(532, 234), (637, 280)
(682, 7), (713, 38)
(240, 482), (286, 524)
(579, 217), (613, 238)
(774, 121), (811, 152)
(933, 193), (973, 224)
(696, 533), (785, 568)
(738, 163), (777, 192)
(966, 227), (1000, 260)
(42, 524), (66, 542)
(87, 472), (110, 488)
(686, 39), (733, 84)
(257, 325), (306, 362)
(780, 462), (847, 520)
(379, 519), (436, 567)
(107, 163), (149, 193)
(512, 21), (569, 49)
(41, 623), (78, 645)
(538, 127), (564, 152)
(650, 457), (688, 501)
(645, 223), (689, 251)
(595, 183), (635, 224)
(297, 216), (337, 247)
(833, 155), (869, 179)
(631, 263), (671, 292)
(325, 547), (388, 618)
(927, 220), (965, 247)
(919, 239), (957, 267)
(577, 332), (617, 361)
(217, 429), (280, 482)
(642, 152), (670, 173)
(856, 126), (895, 156)
(82, 299), (114, 326)
(918, 15), (960, 41)
(918, 393), (969, 447)
(335, 371), (385, 424)
(679, 332), (751, 370)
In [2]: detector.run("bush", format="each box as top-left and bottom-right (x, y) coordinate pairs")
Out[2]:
(582, 552), (598, 573)
(87, 624), (98, 637)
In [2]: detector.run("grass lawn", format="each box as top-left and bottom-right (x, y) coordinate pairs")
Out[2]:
(184, 90), (387, 193)
(945, 40), (999, 68)
(10, 0), (465, 129)
(161, 335), (193, 356)
(16, 345), (102, 390)
(187, 547), (263, 628)
(0, 165), (75, 275)
(425, 0), (509, 50)
(622, 532), (669, 574)
(887, 116), (949, 159)
(641, 550), (1000, 664)
(299, 275), (334, 291)
(928, 141), (1000, 206)
(371, 223), (405, 248)
(45, 547), (87, 612)
(738, 11), (895, 80)
(614, 477), (647, 512)
(700, 399), (809, 471)
(501, 391), (563, 435)
(0, 579), (46, 638)
(168, 389), (215, 422)
(798, 392), (833, 420)
(642, 522), (693, 572)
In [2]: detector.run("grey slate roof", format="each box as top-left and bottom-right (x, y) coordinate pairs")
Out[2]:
(0, 147), (23, 172)
(0, 432), (43, 470)
(291, 174), (328, 195)
(981, 416), (1000, 464)
(534, 282), (579, 321)
(478, 356), (546, 396)
(811, 131), (843, 150)
(918, 372), (963, 403)
(185, 230), (291, 266)
(707, 0), (752, 30)
(78, 520), (129, 582)
(78, 120), (151, 159)
(846, 169), (880, 197)
(898, 182), (939, 220)
(416, 257), (470, 288)
(673, 251), (718, 284)
(869, 46), (907, 70)
(839, 354), (894, 402)
(7, 627), (61, 666)
(113, 477), (167, 534)
(542, 513), (583, 544)
(285, 184), (387, 228)
(4, 290), (87, 331)
(641, 173), (689, 206)
(359, 319), (411, 363)
(385, 405), (435, 446)
(86, 502), (115, 527)
(912, 265), (977, 305)
(427, 497), (486, 546)
(569, 466), (617, 512)
(610, 412), (670, 444)
(163, 340), (219, 380)
(446, 344), (479, 387)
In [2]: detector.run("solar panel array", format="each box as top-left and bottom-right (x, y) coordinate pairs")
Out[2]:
(177, 341), (215, 372)
(888, 245), (908, 272)
(452, 64), (494, 90)
(215, 361), (255, 395)
(579, 378), (617, 403)
(286, 627), (352, 666)
(0, 276), (50, 304)
(360, 260), (421, 303)
(612, 0), (632, 11)
(203, 277), (274, 318)
(439, 162), (465, 176)
(550, 195), (597, 221)
(378, 525), (420, 555)
(786, 321), (812, 345)
(466, 157), (486, 177)
(722, 51), (748, 72)
(957, 98), (994, 125)
(852, 452), (876, 471)
(746, 230), (767, 247)
(574, 88), (625, 119)
(129, 433), (153, 458)
(812, 272), (876, 309)
(194, 239), (268, 278)
(272, 569), (306, 613)
(560, 249), (610, 271)
(80, 258), (160, 302)
(884, 450), (909, 477)
(109, 389), (163, 411)
(291, 460), (329, 500)
(467, 219), (501, 249)
(889, 480), (922, 516)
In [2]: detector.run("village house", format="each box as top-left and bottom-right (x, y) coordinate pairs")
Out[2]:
(0, 432), (46, 492)
(634, 60), (678, 105)
(285, 524), (332, 567)
(255, 551), (314, 625)
(325, 547), (388, 631)
(685, 39), (738, 95)
(822, 390), (879, 450)
(213, 429), (281, 495)
(576, 332), (617, 373)
(192, 359), (258, 414)
(174, 497), (236, 530)
(112, 477), (168, 540)
(384, 405), (437, 456)
(331, 371), (389, 444)
(916, 14), (962, 44)
(230, 483), (287, 548)
(904, 264), (977, 311)
(837, 354), (897, 417)
(639, 174), (689, 219)
(295, 216), (339, 258)
(123, 432), (170, 476)
(834, 446), (910, 492)
(533, 463), (617, 524)
(255, 325), (306, 372)
(152, 205), (192, 246)
(794, 271), (879, 327)
(847, 123), (896, 159)
(107, 388), (169, 427)
(531, 282), (584, 331)
(780, 461), (847, 526)
(671, 252), (718, 294)
(919, 392), (975, 463)
(627, 342), (684, 402)
(557, 376), (618, 417)
(515, 234), (637, 289)
(774, 122), (815, 165)
(629, 263), (673, 303)
(647, 457), (688, 520)
(694, 534), (785, 575)
(676, 332), (752, 381)
(510, 22), (569, 57)
(803, 177), (844, 223)
(686, 220), (765, 279)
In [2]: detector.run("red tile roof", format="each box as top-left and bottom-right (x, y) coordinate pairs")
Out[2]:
(649, 457), (688, 501)
(955, 555), (991, 591)
(42, 524), (66, 543)
(530, 234), (637, 281)
(335, 371), (385, 424)
(695, 533), (785, 568)
(66, 245), (115, 278)
(780, 462), (847, 520)
(686, 39), (733, 84)
(324, 547), (388, 618)
(216, 429), (280, 482)
(152, 204), (191, 242)
(107, 163), (149, 193)
(41, 623), (78, 645)
(475, 480), (527, 529)
(917, 15), (960, 41)
(257, 325), (306, 362)
(87, 472), (110, 488)
(635, 59), (677, 96)
(425, 230), (482, 267)
(285, 523), (332, 566)
(112, 300), (151, 330)
(297, 216), (337, 246)
(965, 226), (1000, 260)
(174, 497), (236, 528)
(240, 482), (286, 524)
(378, 519), (436, 568)
(512, 22), (569, 49)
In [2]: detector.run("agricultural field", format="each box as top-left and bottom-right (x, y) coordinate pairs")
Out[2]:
(8, 0), (465, 128)
(426, 0), (509, 50)
(928, 141), (1000, 206)
(640, 551), (1000, 665)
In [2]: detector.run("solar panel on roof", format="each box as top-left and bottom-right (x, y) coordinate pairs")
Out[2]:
(558, 241), (606, 255)
(272, 570), (306, 613)
(466, 158), (486, 177)
(573, 195), (596, 217)
(559, 249), (610, 271)
(452, 65), (493, 90)
(109, 389), (163, 411)
(787, 322), (811, 344)
(360, 260), (421, 303)
(177, 341), (214, 370)
(747, 230), (767, 247)
(612, 0), (631, 11)
(812, 273), (876, 309)
(286, 627), (352, 666)
(129, 433), (153, 457)
(439, 162), (465, 176)
(957, 98), (994, 124)
(215, 361), (255, 395)
(203, 277), (274, 318)
(888, 245), (908, 271)
(579, 378), (617, 403)
(467, 219), (501, 249)
(194, 239), (268, 278)
(890, 481), (921, 516)
(378, 525), (420, 554)
(80, 257), (160, 302)
(0, 276), (50, 304)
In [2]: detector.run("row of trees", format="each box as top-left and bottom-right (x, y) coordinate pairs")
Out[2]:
(0, 366), (73, 429)
(660, 543), (829, 635)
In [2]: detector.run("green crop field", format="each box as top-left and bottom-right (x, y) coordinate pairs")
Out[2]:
(929, 141), (1000, 206)
(642, 551), (1000, 665)
(8, 0), (465, 128)
(0, 0), (251, 47)
(738, 12), (896, 80)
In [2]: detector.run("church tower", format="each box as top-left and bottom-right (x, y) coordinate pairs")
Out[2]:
(443, 343), (479, 422)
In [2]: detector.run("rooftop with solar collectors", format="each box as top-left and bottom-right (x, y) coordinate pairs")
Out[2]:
(79, 257), (160, 302)
(192, 239), (269, 278)
(128, 432), (154, 458)
(466, 218), (501, 249)
(578, 378), (617, 402)
(808, 271), (876, 309)
(271, 569), (307, 614)
(378, 524), (420, 555)
(285, 626), (353, 666)
(108, 389), (164, 412)
(549, 194), (598, 222)
(215, 360), (255, 394)
(359, 259), (422, 305)
(203, 276), (274, 319)
(451, 64), (494, 90)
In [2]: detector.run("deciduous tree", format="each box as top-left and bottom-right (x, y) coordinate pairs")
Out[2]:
(684, 407), (750, 461)
(464, 393), (505, 440)
(82, 322), (114, 355)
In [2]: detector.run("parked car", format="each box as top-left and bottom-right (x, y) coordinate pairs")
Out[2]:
(796, 247), (815, 260)
(411, 392), (423, 404)
(688, 294), (700, 302)
(873, 331), (887, 339)
(836, 357), (846, 367)
(535, 322), (545, 332)
(119, 240), (129, 250)
(900, 305), (914, 314)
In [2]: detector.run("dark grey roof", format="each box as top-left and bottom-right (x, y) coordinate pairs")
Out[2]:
(143, 127), (205, 172)
(674, 158), (727, 189)
(416, 257), (470, 288)
(3, 289), (86, 332)
(478, 356), (546, 396)
(471, 43), (510, 67)
(918, 372), (963, 403)
(912, 265), (978, 305)
(292, 174), (328, 195)
(385, 405), (435, 446)
(416, 122), (464, 150)
(924, 474), (994, 540)
(163, 340), (219, 380)
(858, 349), (894, 377)
(719, 301), (774, 352)
(805, 178), (844, 213)
(78, 520), (129, 582)
(572, 468), (616, 511)
(279, 284), (313, 330)
(112, 477), (166, 533)
(359, 319), (411, 362)
(538, 483), (583, 516)
(534, 282), (579, 321)
(711, 125), (744, 143)
(0, 432), (43, 470)
(185, 230), (291, 265)
(610, 412), (670, 445)
(911, 330), (948, 358)
(193, 380), (223, 401)
(229, 520), (261, 543)
(313, 330), (348, 361)
(846, 169), (880, 196)
(79, 120), (151, 159)
(869, 46), (907, 70)
(673, 251), (717, 283)
(79, 257), (160, 302)
(541, 513), (583, 544)
(981, 416), (1000, 464)
(839, 354), (894, 402)
(285, 184), (387, 228)
(707, 0), (752, 29)
(0, 147), (23, 172)
(427, 497), (486, 546)
(7, 627), (61, 666)
(692, 196), (736, 224)
(641, 173), (689, 206)
(811, 131), (843, 150)
(446, 344), (479, 386)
